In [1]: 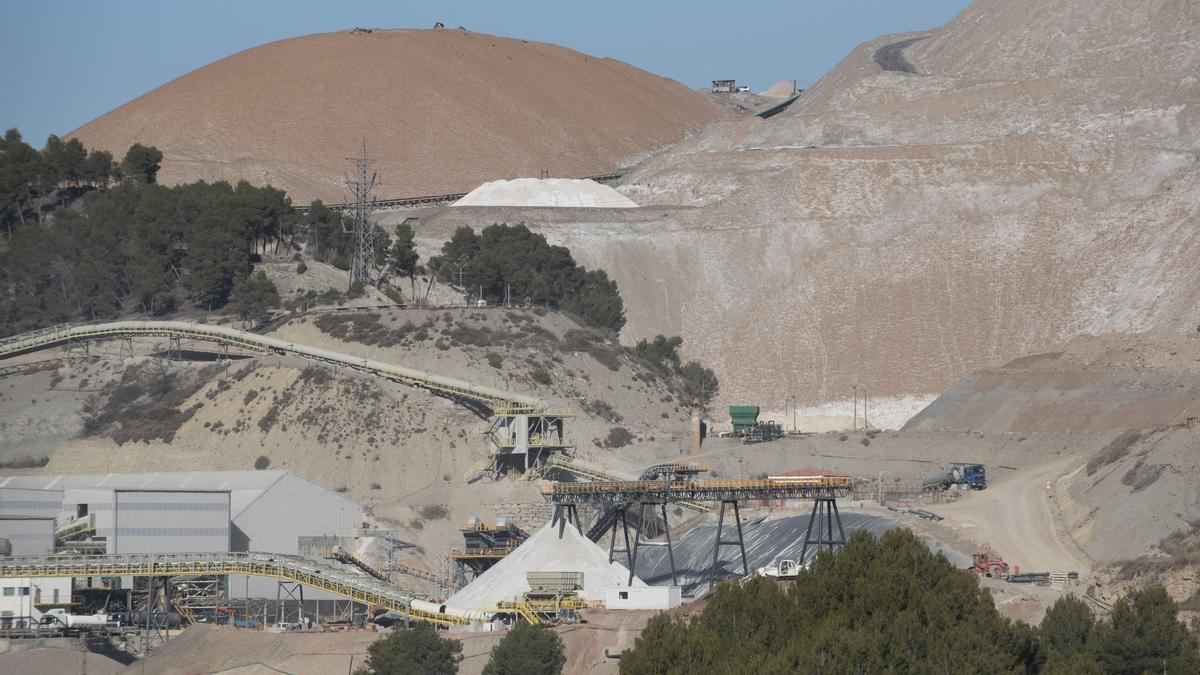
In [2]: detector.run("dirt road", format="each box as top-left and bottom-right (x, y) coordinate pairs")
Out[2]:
(934, 457), (1090, 574)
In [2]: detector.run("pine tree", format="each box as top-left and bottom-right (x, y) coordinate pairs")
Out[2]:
(482, 622), (566, 675)
(356, 623), (460, 675)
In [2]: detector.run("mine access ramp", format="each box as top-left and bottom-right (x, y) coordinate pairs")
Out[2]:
(542, 475), (856, 590)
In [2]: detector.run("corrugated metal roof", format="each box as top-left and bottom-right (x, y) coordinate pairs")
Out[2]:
(0, 470), (357, 522)
(0, 470), (289, 491)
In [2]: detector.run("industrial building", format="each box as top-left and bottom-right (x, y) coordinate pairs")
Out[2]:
(0, 470), (365, 621)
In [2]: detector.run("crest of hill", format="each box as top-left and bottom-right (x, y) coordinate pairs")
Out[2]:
(68, 28), (728, 203)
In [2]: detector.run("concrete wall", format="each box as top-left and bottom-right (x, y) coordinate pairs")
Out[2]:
(604, 586), (681, 610)
(0, 488), (63, 518)
(0, 517), (54, 556)
(0, 577), (72, 626)
(112, 491), (230, 554)
(230, 473), (362, 598)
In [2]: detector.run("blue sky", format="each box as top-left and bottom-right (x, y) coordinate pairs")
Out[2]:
(2, 1), (969, 146)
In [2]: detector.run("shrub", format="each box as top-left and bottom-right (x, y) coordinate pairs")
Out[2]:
(254, 455), (270, 470)
(563, 329), (621, 371)
(296, 262), (307, 274)
(1086, 430), (1142, 476)
(0, 456), (50, 469)
(582, 399), (622, 423)
(1121, 459), (1166, 492)
(633, 335), (683, 373)
(531, 368), (552, 385)
(486, 352), (504, 369)
(420, 503), (449, 520)
(604, 427), (634, 449)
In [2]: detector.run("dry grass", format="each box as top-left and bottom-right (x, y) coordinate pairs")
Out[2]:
(1117, 527), (1200, 579)
(82, 361), (219, 445)
(1086, 430), (1143, 476)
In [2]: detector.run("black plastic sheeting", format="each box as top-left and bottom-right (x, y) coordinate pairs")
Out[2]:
(626, 511), (970, 596)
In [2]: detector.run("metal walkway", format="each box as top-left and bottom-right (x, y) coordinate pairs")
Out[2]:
(0, 551), (480, 626)
(542, 476), (854, 505)
(0, 320), (543, 411)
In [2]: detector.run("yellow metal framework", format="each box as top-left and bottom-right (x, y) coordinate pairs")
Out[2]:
(492, 597), (590, 625)
(0, 552), (467, 626)
(446, 546), (520, 559)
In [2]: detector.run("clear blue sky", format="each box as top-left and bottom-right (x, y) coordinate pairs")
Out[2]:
(2, 0), (969, 147)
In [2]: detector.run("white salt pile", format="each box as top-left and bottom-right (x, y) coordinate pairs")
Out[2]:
(447, 520), (644, 608)
(452, 178), (638, 208)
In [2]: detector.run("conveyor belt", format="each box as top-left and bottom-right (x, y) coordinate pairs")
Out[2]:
(0, 551), (486, 626)
(0, 320), (543, 411)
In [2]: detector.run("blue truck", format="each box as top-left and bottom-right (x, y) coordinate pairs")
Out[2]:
(922, 463), (987, 491)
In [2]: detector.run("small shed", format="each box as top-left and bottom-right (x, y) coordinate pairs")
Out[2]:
(605, 586), (681, 610)
(711, 79), (735, 93)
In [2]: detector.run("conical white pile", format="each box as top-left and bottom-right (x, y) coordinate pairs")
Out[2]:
(447, 521), (645, 607)
(452, 178), (638, 208)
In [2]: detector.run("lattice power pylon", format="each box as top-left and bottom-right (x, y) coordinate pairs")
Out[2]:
(344, 141), (379, 289)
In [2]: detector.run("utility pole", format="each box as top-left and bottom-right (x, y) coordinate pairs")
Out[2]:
(344, 141), (379, 290)
(450, 254), (470, 304)
(852, 385), (858, 431)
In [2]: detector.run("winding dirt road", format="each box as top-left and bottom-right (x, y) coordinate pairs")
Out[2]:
(934, 457), (1090, 574)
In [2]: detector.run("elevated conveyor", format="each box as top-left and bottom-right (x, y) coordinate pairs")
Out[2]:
(0, 320), (542, 411)
(545, 475), (857, 588)
(0, 551), (485, 626)
(543, 476), (854, 505)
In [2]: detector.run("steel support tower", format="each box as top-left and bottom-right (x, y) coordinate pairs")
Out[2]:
(544, 477), (855, 590)
(799, 497), (847, 564)
(344, 141), (379, 289)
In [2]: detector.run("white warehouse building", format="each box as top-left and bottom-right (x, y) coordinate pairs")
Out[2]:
(0, 470), (364, 601)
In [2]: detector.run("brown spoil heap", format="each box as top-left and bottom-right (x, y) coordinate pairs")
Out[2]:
(69, 28), (728, 203)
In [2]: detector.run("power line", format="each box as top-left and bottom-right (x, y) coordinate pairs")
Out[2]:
(344, 141), (379, 289)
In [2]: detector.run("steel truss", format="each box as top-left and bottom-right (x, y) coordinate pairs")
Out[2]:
(0, 551), (464, 626)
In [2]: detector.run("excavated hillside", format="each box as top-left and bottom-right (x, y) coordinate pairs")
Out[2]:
(893, 331), (1200, 612)
(68, 28), (727, 202)
(0, 307), (694, 578)
(404, 0), (1200, 428)
(905, 333), (1200, 435)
